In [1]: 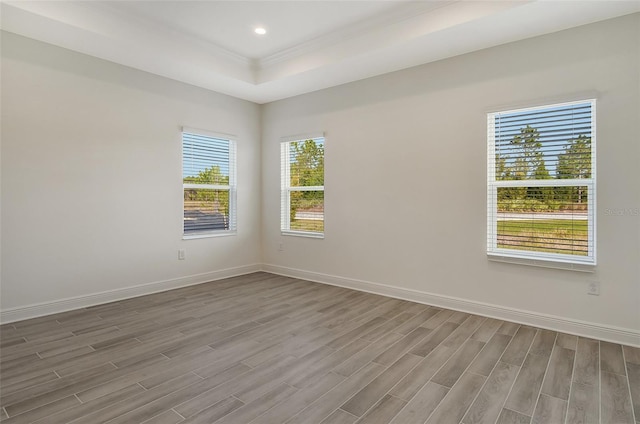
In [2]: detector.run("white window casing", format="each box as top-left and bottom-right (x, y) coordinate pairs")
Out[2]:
(182, 128), (237, 238)
(280, 134), (325, 238)
(487, 100), (596, 267)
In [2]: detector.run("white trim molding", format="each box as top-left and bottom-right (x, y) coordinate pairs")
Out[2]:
(3, 263), (638, 347)
(261, 264), (640, 347)
(0, 264), (261, 324)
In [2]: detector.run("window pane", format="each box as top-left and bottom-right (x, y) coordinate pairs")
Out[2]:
(493, 102), (592, 180)
(497, 186), (589, 256)
(289, 139), (324, 187)
(290, 190), (324, 233)
(184, 188), (230, 233)
(183, 133), (231, 183)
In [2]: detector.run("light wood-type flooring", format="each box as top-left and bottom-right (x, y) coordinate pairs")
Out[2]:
(1, 272), (638, 424)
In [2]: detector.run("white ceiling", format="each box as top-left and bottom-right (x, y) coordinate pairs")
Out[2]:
(111, 1), (409, 59)
(2, 1), (639, 104)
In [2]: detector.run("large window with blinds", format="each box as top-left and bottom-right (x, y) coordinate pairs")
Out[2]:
(182, 128), (236, 237)
(487, 100), (596, 265)
(281, 136), (325, 237)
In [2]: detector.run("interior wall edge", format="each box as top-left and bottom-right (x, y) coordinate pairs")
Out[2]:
(261, 264), (640, 348)
(0, 263), (261, 324)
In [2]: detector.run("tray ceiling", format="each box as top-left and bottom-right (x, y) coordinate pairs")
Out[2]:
(1, 1), (638, 103)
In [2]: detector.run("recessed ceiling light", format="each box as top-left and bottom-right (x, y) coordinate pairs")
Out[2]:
(254, 27), (267, 35)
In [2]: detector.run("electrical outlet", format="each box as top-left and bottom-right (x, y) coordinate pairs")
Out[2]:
(178, 249), (186, 260)
(587, 281), (600, 296)
(278, 242), (284, 252)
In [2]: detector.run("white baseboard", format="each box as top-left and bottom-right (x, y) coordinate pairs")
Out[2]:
(261, 264), (640, 347)
(0, 264), (262, 324)
(3, 262), (638, 347)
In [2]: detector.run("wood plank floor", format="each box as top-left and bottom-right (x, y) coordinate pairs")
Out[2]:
(1, 272), (638, 424)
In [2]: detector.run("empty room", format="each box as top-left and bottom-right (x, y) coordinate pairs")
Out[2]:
(1, 1), (639, 423)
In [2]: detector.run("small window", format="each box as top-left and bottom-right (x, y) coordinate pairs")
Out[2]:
(487, 100), (596, 265)
(182, 128), (236, 238)
(281, 135), (325, 238)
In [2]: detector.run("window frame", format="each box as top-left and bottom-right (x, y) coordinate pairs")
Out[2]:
(486, 99), (596, 267)
(181, 127), (237, 240)
(280, 134), (325, 239)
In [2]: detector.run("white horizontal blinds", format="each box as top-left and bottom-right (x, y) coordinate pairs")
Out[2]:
(182, 131), (236, 234)
(487, 100), (595, 264)
(281, 137), (325, 235)
(493, 102), (593, 179)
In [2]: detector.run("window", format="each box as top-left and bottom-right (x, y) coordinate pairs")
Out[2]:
(281, 135), (325, 237)
(487, 100), (596, 265)
(182, 128), (236, 237)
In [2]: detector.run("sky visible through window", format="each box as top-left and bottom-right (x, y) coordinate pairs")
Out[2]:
(493, 102), (592, 177)
(182, 133), (230, 181)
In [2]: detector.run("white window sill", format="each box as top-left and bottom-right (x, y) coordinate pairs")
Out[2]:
(281, 230), (324, 239)
(183, 231), (237, 240)
(487, 252), (595, 272)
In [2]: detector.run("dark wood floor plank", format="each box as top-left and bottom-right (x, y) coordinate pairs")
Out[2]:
(341, 354), (421, 417)
(573, 337), (599, 387)
(68, 372), (203, 424)
(319, 409), (358, 424)
(0, 372), (60, 399)
(497, 408), (531, 424)
(471, 318), (503, 343)
(529, 330), (556, 358)
(431, 338), (485, 388)
(2, 362), (117, 415)
(359, 312), (412, 342)
(394, 307), (441, 335)
(567, 382), (599, 424)
(179, 397), (244, 424)
(601, 370), (635, 424)
(2, 394), (80, 423)
(504, 350), (553, 416)
(420, 309), (454, 330)
(286, 339), (368, 389)
(333, 332), (403, 377)
(555, 333), (578, 351)
(469, 333), (512, 377)
(76, 354), (170, 402)
(541, 345), (575, 400)
(173, 356), (294, 419)
(372, 327), (431, 366)
(354, 394), (406, 424)
(389, 381), (449, 424)
(497, 322), (520, 337)
(626, 362), (640, 421)
(410, 322), (459, 357)
(215, 382), (298, 424)
(501, 327), (537, 366)
(166, 365), (246, 418)
(424, 372), (486, 424)
(623, 345), (640, 365)
(250, 371), (345, 424)
(531, 394), (567, 424)
(286, 362), (385, 424)
(31, 384), (145, 424)
(141, 409), (184, 424)
(448, 311), (471, 324)
(601, 341), (627, 376)
(389, 344), (454, 401)
(442, 316), (485, 350)
(462, 361), (520, 424)
(325, 317), (387, 351)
